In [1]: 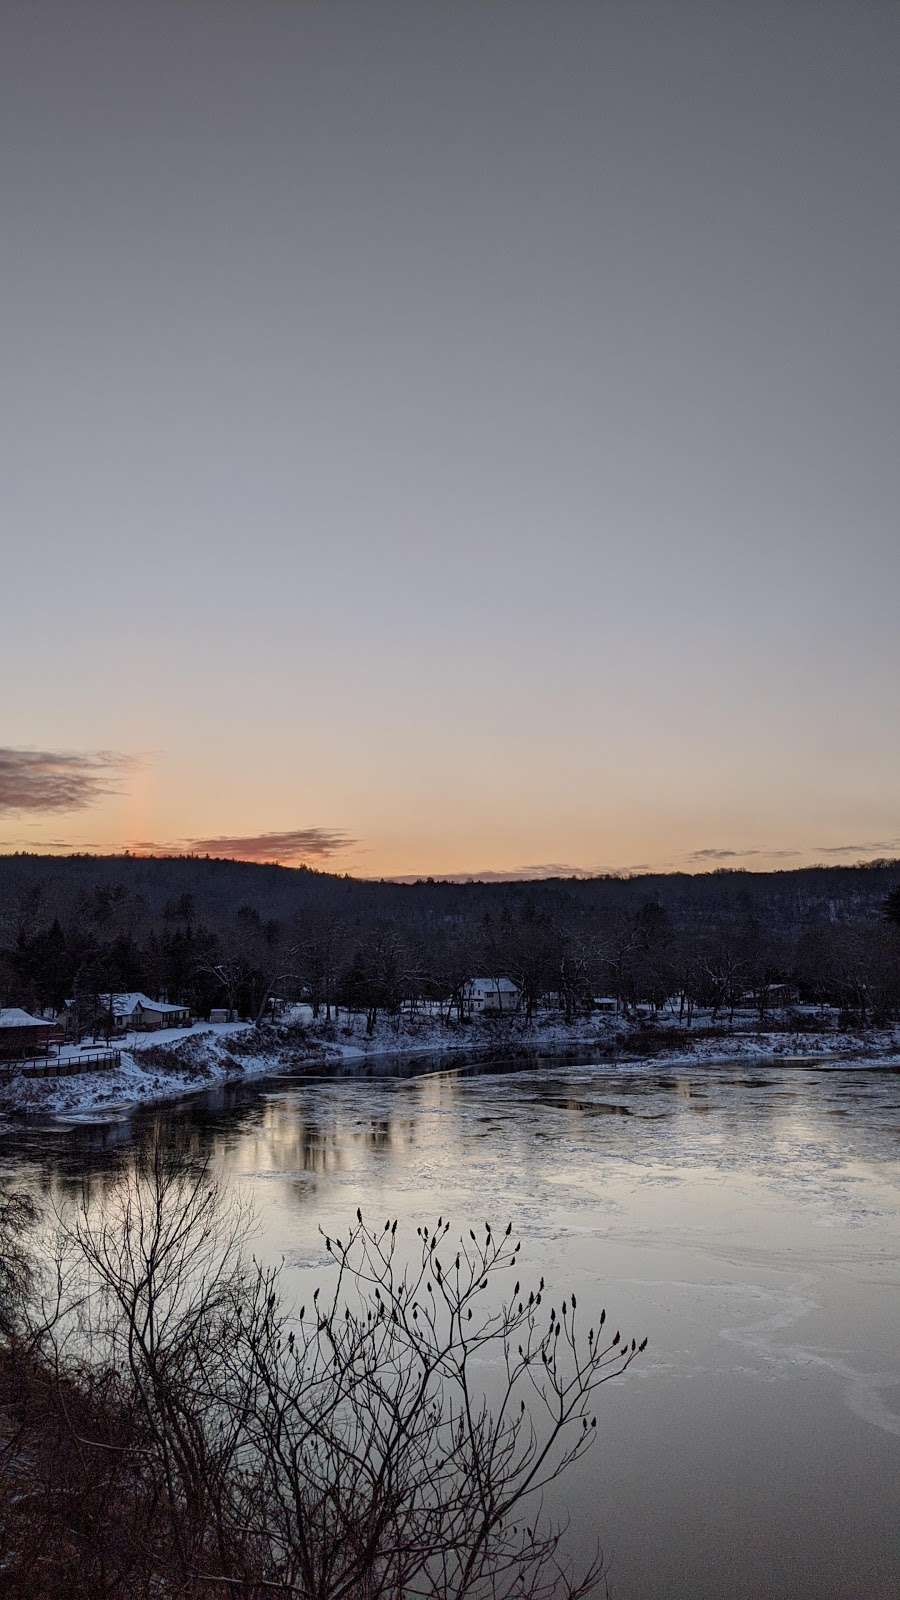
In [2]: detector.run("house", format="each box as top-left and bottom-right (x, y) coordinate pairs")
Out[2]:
(93, 993), (192, 1033)
(0, 1007), (57, 1062)
(462, 977), (520, 1015)
(739, 983), (797, 1008)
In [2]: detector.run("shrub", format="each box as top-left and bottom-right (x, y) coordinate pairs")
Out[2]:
(0, 1150), (646, 1598)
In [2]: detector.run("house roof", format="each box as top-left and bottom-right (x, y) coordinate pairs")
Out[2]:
(98, 992), (189, 1018)
(467, 977), (519, 993)
(0, 1008), (51, 1029)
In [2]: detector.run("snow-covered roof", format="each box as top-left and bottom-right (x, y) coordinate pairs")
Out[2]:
(98, 992), (190, 1017)
(0, 1007), (51, 1029)
(467, 977), (519, 994)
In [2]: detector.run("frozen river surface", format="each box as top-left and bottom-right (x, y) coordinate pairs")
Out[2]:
(3, 1051), (899, 1599)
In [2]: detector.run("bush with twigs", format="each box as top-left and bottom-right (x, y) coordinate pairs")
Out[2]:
(0, 1148), (646, 1598)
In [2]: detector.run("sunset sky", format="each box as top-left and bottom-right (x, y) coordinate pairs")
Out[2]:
(2, 1), (899, 880)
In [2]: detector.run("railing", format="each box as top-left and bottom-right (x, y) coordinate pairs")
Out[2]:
(0, 1050), (121, 1079)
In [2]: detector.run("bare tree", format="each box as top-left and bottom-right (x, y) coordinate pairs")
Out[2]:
(301, 913), (348, 1022)
(0, 1185), (37, 1342)
(26, 1147), (646, 1599)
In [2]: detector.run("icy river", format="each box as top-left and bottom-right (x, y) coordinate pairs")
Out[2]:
(2, 1050), (899, 1599)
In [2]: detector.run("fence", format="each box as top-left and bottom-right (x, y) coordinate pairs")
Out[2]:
(0, 1050), (121, 1080)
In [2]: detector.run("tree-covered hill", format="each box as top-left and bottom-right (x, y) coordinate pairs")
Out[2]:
(0, 851), (897, 937)
(2, 852), (899, 1025)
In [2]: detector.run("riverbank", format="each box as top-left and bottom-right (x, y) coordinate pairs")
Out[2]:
(2, 1009), (899, 1121)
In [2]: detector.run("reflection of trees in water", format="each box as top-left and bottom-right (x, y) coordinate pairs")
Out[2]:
(3, 1086), (271, 1209)
(226, 1100), (416, 1181)
(2, 1043), (603, 1197)
(3, 1054), (862, 1222)
(5, 1080), (422, 1218)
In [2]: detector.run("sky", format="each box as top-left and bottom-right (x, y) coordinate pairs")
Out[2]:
(2, 0), (899, 880)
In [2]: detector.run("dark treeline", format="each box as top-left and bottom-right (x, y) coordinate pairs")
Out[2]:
(2, 853), (900, 1029)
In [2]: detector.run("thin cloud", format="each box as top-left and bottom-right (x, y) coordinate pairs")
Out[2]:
(0, 838), (83, 849)
(0, 748), (132, 815)
(0, 836), (103, 851)
(504, 862), (597, 880)
(819, 838), (900, 857)
(129, 827), (356, 863)
(687, 848), (756, 861)
(687, 847), (803, 864)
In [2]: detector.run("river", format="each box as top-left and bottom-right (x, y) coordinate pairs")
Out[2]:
(2, 1049), (899, 1600)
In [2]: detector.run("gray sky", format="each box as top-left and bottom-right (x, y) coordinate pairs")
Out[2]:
(2, 1), (898, 877)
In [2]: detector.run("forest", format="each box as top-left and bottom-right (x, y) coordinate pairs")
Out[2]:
(2, 852), (900, 1029)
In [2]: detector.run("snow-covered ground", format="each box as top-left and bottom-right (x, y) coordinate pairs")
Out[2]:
(1, 1009), (899, 1122)
(55, 1019), (255, 1061)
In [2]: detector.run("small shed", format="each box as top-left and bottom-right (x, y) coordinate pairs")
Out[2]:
(0, 1008), (56, 1062)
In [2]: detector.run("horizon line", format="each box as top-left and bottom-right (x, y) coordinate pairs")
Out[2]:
(1, 847), (899, 883)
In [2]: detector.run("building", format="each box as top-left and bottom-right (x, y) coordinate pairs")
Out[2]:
(0, 1007), (57, 1062)
(738, 983), (797, 1009)
(93, 993), (192, 1033)
(462, 977), (520, 1015)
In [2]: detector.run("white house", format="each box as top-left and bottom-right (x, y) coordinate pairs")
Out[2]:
(462, 977), (520, 1015)
(95, 993), (192, 1033)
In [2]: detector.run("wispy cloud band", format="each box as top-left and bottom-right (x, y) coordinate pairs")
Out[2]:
(0, 747), (132, 815)
(129, 827), (356, 863)
(687, 847), (801, 862)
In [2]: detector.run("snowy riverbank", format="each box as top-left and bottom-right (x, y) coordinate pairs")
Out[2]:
(1, 1009), (899, 1122)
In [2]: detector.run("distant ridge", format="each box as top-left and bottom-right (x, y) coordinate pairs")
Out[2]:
(0, 851), (897, 936)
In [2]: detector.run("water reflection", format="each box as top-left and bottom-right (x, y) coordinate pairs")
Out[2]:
(1, 1051), (899, 1600)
